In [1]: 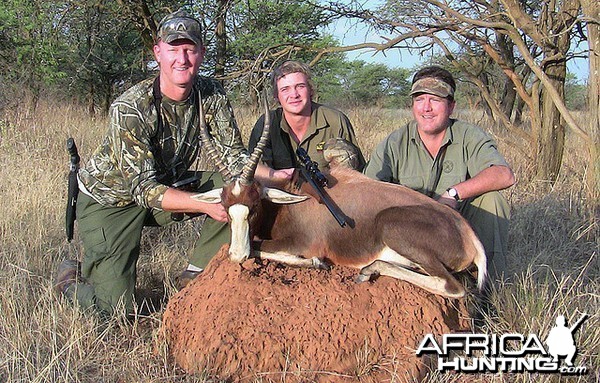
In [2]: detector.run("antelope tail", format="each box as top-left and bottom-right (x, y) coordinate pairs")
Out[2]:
(474, 241), (487, 291)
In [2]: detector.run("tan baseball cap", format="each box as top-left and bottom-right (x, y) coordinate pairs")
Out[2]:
(157, 10), (203, 46)
(410, 77), (454, 98)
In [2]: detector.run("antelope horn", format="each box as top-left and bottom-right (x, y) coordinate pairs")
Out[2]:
(197, 90), (234, 184)
(240, 91), (271, 184)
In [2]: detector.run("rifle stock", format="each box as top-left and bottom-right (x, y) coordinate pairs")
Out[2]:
(66, 138), (80, 242)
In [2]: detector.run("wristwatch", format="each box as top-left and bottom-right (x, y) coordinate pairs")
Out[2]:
(447, 187), (460, 201)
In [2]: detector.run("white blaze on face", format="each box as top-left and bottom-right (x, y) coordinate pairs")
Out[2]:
(232, 181), (242, 197)
(228, 204), (250, 263)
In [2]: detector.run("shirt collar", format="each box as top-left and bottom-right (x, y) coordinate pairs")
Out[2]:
(280, 102), (328, 142)
(408, 119), (456, 147)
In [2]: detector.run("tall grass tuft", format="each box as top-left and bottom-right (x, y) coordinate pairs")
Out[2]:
(0, 101), (597, 382)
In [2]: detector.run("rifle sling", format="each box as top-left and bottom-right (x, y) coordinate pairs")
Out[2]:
(151, 76), (201, 185)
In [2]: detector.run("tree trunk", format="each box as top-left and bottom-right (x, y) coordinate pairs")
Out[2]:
(478, 73), (494, 120)
(497, 34), (517, 119)
(88, 83), (95, 117)
(215, 0), (228, 79)
(532, 0), (579, 184)
(500, 75), (517, 120)
(535, 61), (567, 184)
(513, 95), (525, 125)
(581, 0), (599, 200)
(513, 66), (532, 125)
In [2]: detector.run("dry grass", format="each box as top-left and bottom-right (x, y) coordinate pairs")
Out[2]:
(0, 101), (597, 382)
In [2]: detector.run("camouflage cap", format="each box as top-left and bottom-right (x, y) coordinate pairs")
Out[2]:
(410, 77), (454, 98)
(157, 10), (203, 46)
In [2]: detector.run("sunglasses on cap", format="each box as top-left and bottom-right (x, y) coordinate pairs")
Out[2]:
(157, 11), (203, 46)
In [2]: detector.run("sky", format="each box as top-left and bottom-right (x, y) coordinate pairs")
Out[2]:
(326, 18), (590, 83)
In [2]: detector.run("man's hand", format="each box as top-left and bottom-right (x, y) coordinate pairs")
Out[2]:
(436, 165), (516, 210)
(269, 168), (294, 180)
(438, 191), (458, 209)
(162, 187), (228, 222)
(201, 202), (229, 222)
(255, 164), (294, 186)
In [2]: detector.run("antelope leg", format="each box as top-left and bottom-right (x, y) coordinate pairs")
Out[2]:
(356, 260), (466, 299)
(252, 250), (330, 270)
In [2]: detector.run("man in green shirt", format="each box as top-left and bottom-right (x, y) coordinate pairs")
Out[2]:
(54, 10), (247, 317)
(364, 66), (515, 285)
(248, 60), (365, 184)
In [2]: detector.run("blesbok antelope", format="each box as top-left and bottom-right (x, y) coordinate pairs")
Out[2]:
(193, 101), (486, 298)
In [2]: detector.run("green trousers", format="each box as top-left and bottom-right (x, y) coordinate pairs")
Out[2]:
(458, 191), (511, 284)
(71, 171), (229, 317)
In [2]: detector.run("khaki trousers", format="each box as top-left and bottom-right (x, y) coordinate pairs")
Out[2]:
(458, 191), (511, 283)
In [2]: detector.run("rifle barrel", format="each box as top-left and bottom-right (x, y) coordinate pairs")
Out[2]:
(569, 313), (588, 332)
(300, 168), (347, 227)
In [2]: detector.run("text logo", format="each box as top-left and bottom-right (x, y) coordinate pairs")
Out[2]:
(416, 313), (588, 375)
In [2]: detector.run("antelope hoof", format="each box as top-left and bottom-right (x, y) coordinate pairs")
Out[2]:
(311, 257), (330, 270)
(355, 273), (372, 284)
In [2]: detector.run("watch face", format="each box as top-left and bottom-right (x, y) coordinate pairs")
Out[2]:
(448, 188), (459, 199)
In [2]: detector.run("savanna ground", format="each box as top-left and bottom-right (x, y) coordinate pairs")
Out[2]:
(0, 99), (597, 382)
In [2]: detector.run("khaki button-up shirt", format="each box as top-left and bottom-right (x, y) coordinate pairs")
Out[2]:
(364, 119), (509, 198)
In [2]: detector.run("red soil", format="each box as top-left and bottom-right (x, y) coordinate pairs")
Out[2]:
(161, 246), (472, 382)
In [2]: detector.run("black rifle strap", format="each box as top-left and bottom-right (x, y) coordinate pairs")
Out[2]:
(151, 76), (203, 184)
(150, 76), (166, 176)
(152, 75), (163, 127)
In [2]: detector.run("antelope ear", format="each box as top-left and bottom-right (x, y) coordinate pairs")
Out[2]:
(191, 188), (223, 203)
(262, 187), (310, 204)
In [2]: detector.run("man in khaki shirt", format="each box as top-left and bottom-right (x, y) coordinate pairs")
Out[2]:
(364, 66), (516, 285)
(249, 60), (365, 184)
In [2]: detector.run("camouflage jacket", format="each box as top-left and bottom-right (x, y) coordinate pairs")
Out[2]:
(79, 76), (248, 209)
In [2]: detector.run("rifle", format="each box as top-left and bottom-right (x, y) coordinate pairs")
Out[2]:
(66, 138), (80, 242)
(296, 147), (347, 227)
(569, 313), (589, 333)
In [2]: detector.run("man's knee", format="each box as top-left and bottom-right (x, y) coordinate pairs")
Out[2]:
(461, 191), (511, 282)
(468, 191), (510, 218)
(189, 218), (230, 268)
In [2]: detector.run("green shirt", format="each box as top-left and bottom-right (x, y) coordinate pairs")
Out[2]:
(363, 119), (509, 198)
(79, 76), (247, 209)
(248, 103), (365, 170)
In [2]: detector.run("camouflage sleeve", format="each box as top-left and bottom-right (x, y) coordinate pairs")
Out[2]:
(338, 115), (366, 170)
(203, 81), (249, 175)
(109, 99), (168, 209)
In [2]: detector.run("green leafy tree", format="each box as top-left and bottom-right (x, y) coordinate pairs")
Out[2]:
(564, 73), (587, 110)
(63, 0), (149, 115)
(0, 0), (69, 111)
(316, 61), (410, 108)
(221, 0), (336, 105)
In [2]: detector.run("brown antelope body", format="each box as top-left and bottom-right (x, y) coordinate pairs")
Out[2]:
(193, 99), (486, 298)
